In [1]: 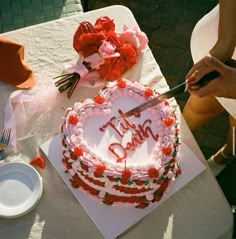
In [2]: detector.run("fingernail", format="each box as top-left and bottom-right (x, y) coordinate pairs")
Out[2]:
(186, 75), (196, 83)
(184, 83), (189, 92)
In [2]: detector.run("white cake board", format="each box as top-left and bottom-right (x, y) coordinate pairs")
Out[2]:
(40, 134), (206, 239)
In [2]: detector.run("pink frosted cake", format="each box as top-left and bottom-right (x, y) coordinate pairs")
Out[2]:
(60, 79), (181, 208)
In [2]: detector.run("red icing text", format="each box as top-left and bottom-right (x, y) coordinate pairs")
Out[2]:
(100, 110), (158, 162)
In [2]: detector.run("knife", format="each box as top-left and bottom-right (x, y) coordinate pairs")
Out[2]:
(117, 70), (220, 119)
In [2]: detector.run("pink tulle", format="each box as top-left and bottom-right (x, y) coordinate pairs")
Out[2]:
(4, 83), (60, 151)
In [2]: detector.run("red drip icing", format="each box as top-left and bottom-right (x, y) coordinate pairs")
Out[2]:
(80, 171), (105, 187)
(113, 185), (151, 194)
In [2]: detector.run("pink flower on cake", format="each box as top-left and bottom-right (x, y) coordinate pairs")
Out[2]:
(54, 16), (148, 98)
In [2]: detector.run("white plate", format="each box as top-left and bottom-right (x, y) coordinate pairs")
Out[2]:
(0, 162), (43, 218)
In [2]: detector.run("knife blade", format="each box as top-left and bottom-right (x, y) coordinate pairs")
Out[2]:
(117, 70), (220, 119)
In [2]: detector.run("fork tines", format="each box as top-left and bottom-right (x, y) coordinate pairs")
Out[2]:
(0, 128), (11, 145)
(0, 144), (14, 160)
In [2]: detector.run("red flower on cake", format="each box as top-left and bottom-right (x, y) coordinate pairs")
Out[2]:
(148, 167), (159, 178)
(163, 117), (174, 126)
(108, 176), (115, 182)
(171, 112), (177, 119)
(62, 138), (67, 147)
(154, 193), (162, 202)
(160, 180), (169, 191)
(121, 169), (132, 184)
(94, 95), (105, 104)
(117, 79), (126, 88)
(176, 167), (181, 175)
(138, 202), (149, 209)
(68, 115), (78, 125)
(170, 156), (176, 163)
(70, 152), (77, 160)
(71, 181), (79, 188)
(64, 159), (72, 170)
(54, 16), (148, 98)
(156, 178), (163, 185)
(94, 164), (106, 177)
(162, 145), (172, 156)
(144, 88), (153, 97)
(103, 199), (113, 206)
(135, 179), (144, 186)
(73, 146), (83, 156)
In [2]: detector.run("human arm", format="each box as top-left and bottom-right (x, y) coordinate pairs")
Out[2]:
(186, 0), (236, 84)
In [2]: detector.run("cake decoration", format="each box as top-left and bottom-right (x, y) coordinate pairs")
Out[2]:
(54, 16), (148, 98)
(60, 79), (181, 208)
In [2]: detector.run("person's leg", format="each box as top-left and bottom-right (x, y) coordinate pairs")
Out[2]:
(183, 95), (224, 132)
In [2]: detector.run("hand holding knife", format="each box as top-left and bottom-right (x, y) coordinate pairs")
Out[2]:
(117, 69), (221, 119)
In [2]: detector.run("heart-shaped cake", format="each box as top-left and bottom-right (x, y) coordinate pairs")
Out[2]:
(61, 79), (181, 208)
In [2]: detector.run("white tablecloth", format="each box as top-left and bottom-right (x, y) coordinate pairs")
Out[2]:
(0, 5), (233, 239)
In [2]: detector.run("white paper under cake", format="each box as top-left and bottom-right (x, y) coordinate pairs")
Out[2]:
(40, 135), (206, 239)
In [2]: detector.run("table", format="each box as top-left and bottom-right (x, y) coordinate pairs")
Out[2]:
(0, 5), (234, 239)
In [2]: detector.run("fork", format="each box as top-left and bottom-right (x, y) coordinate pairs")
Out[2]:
(0, 128), (11, 150)
(0, 144), (14, 160)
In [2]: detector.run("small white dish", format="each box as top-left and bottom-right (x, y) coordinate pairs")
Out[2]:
(0, 162), (43, 218)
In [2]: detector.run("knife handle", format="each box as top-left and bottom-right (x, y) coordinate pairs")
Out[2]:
(190, 70), (220, 88)
(190, 60), (233, 88)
